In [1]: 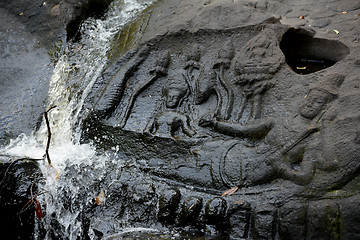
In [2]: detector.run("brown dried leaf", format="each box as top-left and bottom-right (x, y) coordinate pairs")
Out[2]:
(221, 186), (239, 197)
(95, 190), (105, 205)
(34, 199), (43, 221)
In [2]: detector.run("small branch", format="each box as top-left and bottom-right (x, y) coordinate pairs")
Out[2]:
(44, 106), (57, 165)
(18, 189), (47, 222)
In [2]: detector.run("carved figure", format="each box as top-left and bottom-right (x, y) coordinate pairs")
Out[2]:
(94, 45), (150, 118)
(193, 42), (235, 121)
(197, 31), (282, 140)
(180, 74), (345, 189)
(119, 50), (171, 127)
(234, 29), (284, 122)
(267, 73), (345, 185)
(213, 41), (235, 120)
(194, 70), (223, 116)
(144, 77), (196, 138)
(299, 74), (344, 119)
(182, 45), (201, 98)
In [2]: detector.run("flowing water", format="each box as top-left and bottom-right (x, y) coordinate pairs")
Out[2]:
(1, 0), (157, 239)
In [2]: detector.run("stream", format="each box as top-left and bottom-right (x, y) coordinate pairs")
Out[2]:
(1, 1), (159, 239)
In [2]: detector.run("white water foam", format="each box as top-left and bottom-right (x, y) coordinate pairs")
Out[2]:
(1, 0), (156, 239)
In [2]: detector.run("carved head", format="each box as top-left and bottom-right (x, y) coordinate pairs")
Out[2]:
(300, 73), (344, 119)
(299, 88), (334, 119)
(163, 78), (188, 109)
(235, 29), (284, 75)
(186, 45), (201, 62)
(156, 50), (171, 69)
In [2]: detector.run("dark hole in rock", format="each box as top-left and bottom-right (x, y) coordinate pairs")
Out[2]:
(66, 0), (113, 42)
(280, 28), (350, 75)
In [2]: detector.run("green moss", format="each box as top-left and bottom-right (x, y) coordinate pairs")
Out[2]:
(107, 0), (166, 61)
(325, 205), (342, 240)
(48, 40), (63, 65)
(107, 7), (151, 61)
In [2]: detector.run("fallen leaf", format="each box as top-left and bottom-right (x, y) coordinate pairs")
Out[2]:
(221, 186), (239, 197)
(34, 199), (43, 221)
(96, 190), (105, 205)
(235, 200), (246, 205)
(188, 203), (196, 211)
(333, 29), (340, 35)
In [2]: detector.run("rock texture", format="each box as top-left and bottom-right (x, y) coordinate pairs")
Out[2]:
(0, 158), (42, 240)
(0, 0), (113, 145)
(2, 0), (360, 239)
(82, 0), (360, 239)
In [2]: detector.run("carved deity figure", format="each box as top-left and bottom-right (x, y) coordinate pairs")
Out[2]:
(234, 29), (284, 122)
(197, 30), (283, 141)
(266, 73), (345, 186)
(144, 77), (196, 138)
(161, 74), (346, 190)
(183, 45), (201, 100)
(194, 41), (235, 121)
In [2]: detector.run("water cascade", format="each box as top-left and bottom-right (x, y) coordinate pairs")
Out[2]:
(1, 0), (156, 239)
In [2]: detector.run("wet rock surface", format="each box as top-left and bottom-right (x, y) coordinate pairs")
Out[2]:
(2, 0), (360, 239)
(81, 0), (360, 239)
(0, 0), (113, 145)
(0, 157), (42, 240)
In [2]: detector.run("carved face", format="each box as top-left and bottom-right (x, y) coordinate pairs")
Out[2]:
(165, 88), (186, 108)
(300, 89), (330, 119)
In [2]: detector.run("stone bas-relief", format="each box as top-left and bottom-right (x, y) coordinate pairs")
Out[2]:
(82, 19), (360, 239)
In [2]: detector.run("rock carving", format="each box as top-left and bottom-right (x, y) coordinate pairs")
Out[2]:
(82, 19), (356, 239)
(234, 29), (283, 122)
(144, 77), (196, 138)
(119, 50), (171, 127)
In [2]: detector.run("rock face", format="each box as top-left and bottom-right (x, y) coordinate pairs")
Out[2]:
(0, 0), (113, 238)
(0, 158), (42, 240)
(2, 0), (360, 239)
(0, 0), (113, 145)
(81, 0), (360, 238)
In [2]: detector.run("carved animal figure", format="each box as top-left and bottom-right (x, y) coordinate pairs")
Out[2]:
(119, 50), (171, 127)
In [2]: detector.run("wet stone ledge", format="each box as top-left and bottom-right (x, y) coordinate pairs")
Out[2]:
(0, 157), (42, 240)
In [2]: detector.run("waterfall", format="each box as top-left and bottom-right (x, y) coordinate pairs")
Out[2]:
(1, 0), (156, 239)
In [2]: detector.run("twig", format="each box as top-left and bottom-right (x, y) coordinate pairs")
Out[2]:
(18, 190), (47, 222)
(44, 106), (57, 165)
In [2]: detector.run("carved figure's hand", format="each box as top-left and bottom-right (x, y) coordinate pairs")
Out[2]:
(265, 150), (282, 167)
(199, 114), (215, 128)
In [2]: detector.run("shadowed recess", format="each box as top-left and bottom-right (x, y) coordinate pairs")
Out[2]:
(280, 28), (350, 75)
